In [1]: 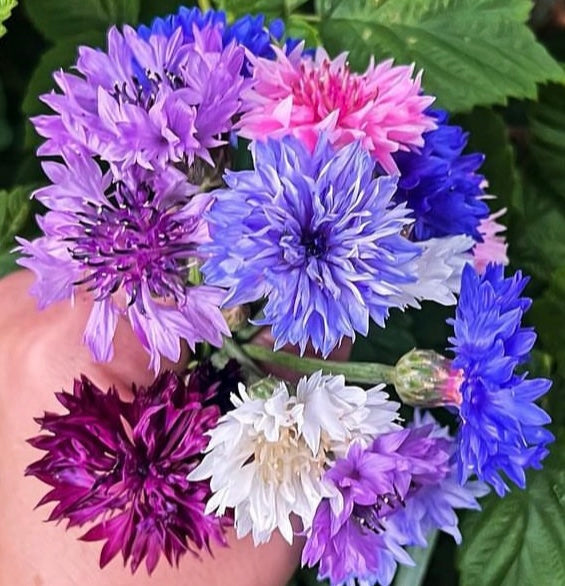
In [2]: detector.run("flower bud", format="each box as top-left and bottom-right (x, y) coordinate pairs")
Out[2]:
(393, 349), (463, 408)
(246, 376), (280, 400)
(221, 304), (250, 332)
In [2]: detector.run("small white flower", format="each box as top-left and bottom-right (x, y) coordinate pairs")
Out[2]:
(189, 373), (400, 545)
(394, 235), (474, 308)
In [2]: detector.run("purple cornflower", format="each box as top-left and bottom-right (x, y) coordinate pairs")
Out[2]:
(386, 411), (489, 548)
(26, 366), (230, 574)
(302, 425), (452, 586)
(17, 152), (229, 371)
(447, 264), (553, 495)
(393, 109), (489, 241)
(33, 23), (248, 173)
(202, 136), (420, 357)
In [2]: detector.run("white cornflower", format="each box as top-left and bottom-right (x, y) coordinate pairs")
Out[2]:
(394, 234), (474, 308)
(189, 372), (400, 545)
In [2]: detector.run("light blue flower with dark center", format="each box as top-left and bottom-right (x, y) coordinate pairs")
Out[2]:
(202, 135), (420, 357)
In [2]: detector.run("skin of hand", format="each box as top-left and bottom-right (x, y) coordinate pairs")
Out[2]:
(0, 270), (351, 586)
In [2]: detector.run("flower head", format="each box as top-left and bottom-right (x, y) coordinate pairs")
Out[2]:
(202, 136), (420, 357)
(17, 152), (229, 371)
(393, 110), (489, 241)
(448, 263), (553, 495)
(138, 8), (301, 75)
(189, 372), (400, 545)
(33, 23), (248, 172)
(386, 411), (489, 548)
(391, 234), (474, 309)
(26, 367), (230, 574)
(302, 425), (452, 586)
(238, 47), (436, 173)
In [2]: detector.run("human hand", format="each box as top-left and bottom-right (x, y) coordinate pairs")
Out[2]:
(0, 271), (349, 586)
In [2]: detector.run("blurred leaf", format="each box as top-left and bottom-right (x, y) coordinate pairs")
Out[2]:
(217, 0), (286, 18)
(530, 268), (565, 378)
(394, 531), (438, 586)
(23, 0), (140, 41)
(0, 80), (13, 150)
(529, 80), (565, 201)
(455, 108), (519, 211)
(0, 184), (32, 250)
(352, 310), (416, 364)
(0, 0), (16, 37)
(319, 0), (565, 112)
(139, 0), (189, 22)
(285, 14), (321, 47)
(22, 31), (106, 149)
(458, 432), (565, 586)
(508, 181), (565, 282)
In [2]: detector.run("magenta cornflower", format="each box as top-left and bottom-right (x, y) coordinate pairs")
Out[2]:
(17, 152), (229, 371)
(238, 46), (436, 173)
(26, 367), (229, 574)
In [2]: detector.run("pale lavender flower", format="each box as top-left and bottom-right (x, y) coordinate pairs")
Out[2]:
(17, 151), (229, 371)
(33, 24), (248, 174)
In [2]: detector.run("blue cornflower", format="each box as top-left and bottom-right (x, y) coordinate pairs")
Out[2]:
(138, 7), (300, 74)
(202, 136), (420, 357)
(448, 264), (553, 496)
(394, 109), (489, 241)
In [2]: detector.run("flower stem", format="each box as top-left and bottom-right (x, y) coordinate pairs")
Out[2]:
(241, 343), (395, 385)
(222, 337), (264, 379)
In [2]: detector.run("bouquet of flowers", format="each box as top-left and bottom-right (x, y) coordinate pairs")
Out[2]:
(11, 5), (554, 585)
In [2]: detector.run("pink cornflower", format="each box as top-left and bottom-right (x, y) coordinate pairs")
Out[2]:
(473, 208), (509, 273)
(238, 45), (436, 173)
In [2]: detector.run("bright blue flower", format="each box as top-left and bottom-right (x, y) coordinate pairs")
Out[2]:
(393, 109), (489, 241)
(202, 136), (420, 357)
(138, 7), (302, 75)
(448, 264), (553, 496)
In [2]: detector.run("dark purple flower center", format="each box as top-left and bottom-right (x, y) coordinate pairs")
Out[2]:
(301, 231), (326, 258)
(352, 485), (406, 533)
(113, 67), (184, 111)
(68, 181), (197, 302)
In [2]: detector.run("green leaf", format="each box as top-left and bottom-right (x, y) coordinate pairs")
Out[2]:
(458, 433), (565, 586)
(454, 108), (519, 211)
(508, 181), (565, 283)
(139, 0), (190, 22)
(23, 0), (140, 41)
(285, 15), (321, 48)
(22, 32), (106, 149)
(0, 0), (16, 37)
(0, 185), (32, 249)
(217, 0), (286, 18)
(319, 0), (565, 112)
(394, 531), (438, 586)
(530, 268), (565, 378)
(529, 80), (565, 201)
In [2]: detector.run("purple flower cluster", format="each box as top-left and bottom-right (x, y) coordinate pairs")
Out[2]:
(34, 24), (248, 173)
(303, 414), (486, 586)
(17, 5), (554, 584)
(26, 365), (232, 573)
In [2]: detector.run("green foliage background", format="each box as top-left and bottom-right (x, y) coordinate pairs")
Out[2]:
(1, 0), (565, 584)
